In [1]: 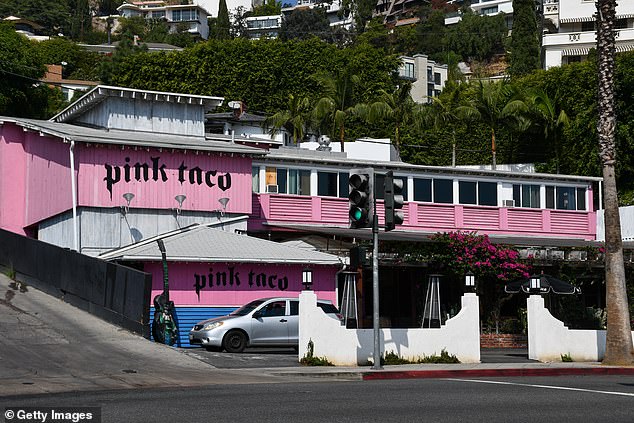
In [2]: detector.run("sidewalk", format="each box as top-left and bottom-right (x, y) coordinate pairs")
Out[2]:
(1, 271), (632, 398)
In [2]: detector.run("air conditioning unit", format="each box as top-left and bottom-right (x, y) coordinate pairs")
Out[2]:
(503, 199), (515, 207)
(266, 184), (278, 193)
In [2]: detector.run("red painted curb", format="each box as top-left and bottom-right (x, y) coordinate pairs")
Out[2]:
(362, 367), (634, 380)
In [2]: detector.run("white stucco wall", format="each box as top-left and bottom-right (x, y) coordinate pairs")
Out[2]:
(299, 291), (481, 366)
(527, 295), (634, 362)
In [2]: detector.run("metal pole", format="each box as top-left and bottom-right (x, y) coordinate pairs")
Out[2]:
(372, 211), (382, 370)
(69, 140), (79, 252)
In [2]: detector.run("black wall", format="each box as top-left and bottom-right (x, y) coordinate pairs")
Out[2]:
(0, 229), (152, 337)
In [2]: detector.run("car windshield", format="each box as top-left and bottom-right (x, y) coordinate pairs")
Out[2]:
(230, 300), (266, 316)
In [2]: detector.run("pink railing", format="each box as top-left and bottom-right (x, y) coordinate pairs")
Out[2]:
(249, 194), (597, 240)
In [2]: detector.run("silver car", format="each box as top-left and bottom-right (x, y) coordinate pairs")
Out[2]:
(189, 297), (342, 353)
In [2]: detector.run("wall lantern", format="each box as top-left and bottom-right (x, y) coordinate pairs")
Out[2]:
(122, 192), (134, 215)
(465, 272), (475, 291)
(174, 194), (186, 215)
(302, 268), (313, 290)
(530, 275), (541, 291)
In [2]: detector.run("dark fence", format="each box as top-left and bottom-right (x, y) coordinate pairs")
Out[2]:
(0, 229), (152, 337)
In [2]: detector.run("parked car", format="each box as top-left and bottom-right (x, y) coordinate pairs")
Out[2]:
(189, 297), (343, 353)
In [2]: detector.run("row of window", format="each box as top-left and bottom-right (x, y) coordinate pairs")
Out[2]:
(247, 19), (280, 29)
(253, 168), (588, 211)
(172, 9), (198, 21)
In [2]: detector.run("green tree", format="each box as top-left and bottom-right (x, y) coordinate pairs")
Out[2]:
(362, 81), (416, 152)
(460, 80), (527, 169)
(0, 23), (58, 118)
(596, 0), (634, 365)
(216, 0), (231, 40)
(527, 89), (570, 173)
(0, 0), (70, 36)
(252, 0), (281, 17)
(417, 8), (448, 57)
(280, 8), (331, 42)
(313, 70), (362, 152)
(445, 11), (507, 62)
(32, 37), (102, 81)
(264, 94), (313, 145)
(508, 0), (540, 77)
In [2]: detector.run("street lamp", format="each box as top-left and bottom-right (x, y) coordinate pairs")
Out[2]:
(530, 275), (541, 292)
(465, 272), (475, 292)
(302, 268), (313, 290)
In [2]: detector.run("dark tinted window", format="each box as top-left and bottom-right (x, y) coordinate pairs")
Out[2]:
(513, 184), (520, 206)
(290, 300), (299, 316)
(557, 187), (576, 210)
(546, 186), (555, 209)
(231, 300), (265, 316)
(434, 179), (453, 203)
(374, 174), (385, 200)
(576, 187), (586, 211)
(478, 182), (497, 206)
(277, 168), (287, 194)
(259, 300), (286, 317)
(459, 181), (477, 204)
(414, 178), (432, 202)
(339, 172), (349, 198)
(318, 172), (338, 197)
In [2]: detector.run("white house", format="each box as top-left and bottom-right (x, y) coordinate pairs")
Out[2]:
(542, 0), (634, 69)
(399, 54), (448, 104)
(117, 1), (210, 40)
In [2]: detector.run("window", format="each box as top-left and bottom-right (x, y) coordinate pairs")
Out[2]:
(480, 6), (498, 14)
(318, 172), (338, 197)
(252, 167), (260, 193)
(545, 186), (585, 210)
(459, 181), (477, 204)
(401, 62), (415, 79)
(512, 184), (540, 208)
(172, 9), (197, 21)
(277, 168), (288, 194)
(414, 178), (432, 202)
(338, 172), (349, 199)
(576, 187), (586, 211)
(153, 10), (166, 19)
(374, 174), (408, 201)
(581, 21), (595, 32)
(288, 169), (310, 195)
(433, 179), (453, 204)
(259, 301), (286, 317)
(478, 182), (497, 206)
(290, 300), (299, 316)
(434, 72), (441, 85)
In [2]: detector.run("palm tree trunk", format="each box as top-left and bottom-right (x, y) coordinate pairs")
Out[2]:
(597, 0), (634, 365)
(491, 129), (497, 170)
(339, 125), (345, 152)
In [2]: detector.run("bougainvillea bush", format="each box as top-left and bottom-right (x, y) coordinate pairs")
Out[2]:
(430, 231), (530, 282)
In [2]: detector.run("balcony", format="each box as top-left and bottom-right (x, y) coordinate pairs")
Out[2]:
(248, 193), (597, 240)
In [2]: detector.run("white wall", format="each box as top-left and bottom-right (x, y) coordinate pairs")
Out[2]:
(527, 295), (634, 362)
(299, 291), (481, 366)
(301, 138), (395, 162)
(595, 205), (634, 242)
(195, 0), (252, 18)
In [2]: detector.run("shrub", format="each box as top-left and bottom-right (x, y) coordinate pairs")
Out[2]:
(300, 339), (333, 366)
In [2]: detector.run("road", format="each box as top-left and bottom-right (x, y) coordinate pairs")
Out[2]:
(2, 376), (633, 423)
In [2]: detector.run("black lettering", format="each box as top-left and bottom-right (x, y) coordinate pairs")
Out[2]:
(178, 162), (187, 184)
(277, 277), (288, 291)
(229, 267), (240, 286)
(134, 162), (149, 181)
(151, 157), (168, 182)
(256, 273), (267, 287)
(218, 173), (231, 191)
(189, 166), (203, 185)
(205, 170), (216, 188)
(248, 271), (255, 287)
(216, 271), (227, 286)
(268, 275), (276, 289)
(124, 157), (131, 182)
(194, 274), (206, 300)
(104, 164), (120, 199)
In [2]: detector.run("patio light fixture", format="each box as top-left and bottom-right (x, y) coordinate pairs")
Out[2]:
(530, 275), (541, 292)
(302, 268), (313, 290)
(121, 192), (134, 215)
(465, 272), (475, 291)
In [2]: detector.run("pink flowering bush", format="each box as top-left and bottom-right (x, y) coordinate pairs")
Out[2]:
(430, 231), (530, 282)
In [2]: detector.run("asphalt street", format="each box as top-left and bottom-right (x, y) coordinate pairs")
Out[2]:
(2, 376), (633, 423)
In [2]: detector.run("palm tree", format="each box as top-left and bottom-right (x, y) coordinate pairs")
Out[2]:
(313, 70), (361, 152)
(418, 84), (471, 167)
(596, 0), (634, 365)
(362, 81), (415, 153)
(528, 89), (570, 173)
(460, 80), (527, 170)
(264, 94), (313, 146)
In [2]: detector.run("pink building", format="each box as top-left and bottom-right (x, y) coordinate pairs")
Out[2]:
(0, 85), (603, 340)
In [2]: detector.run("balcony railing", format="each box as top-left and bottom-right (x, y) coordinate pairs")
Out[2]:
(249, 193), (597, 240)
(543, 28), (634, 47)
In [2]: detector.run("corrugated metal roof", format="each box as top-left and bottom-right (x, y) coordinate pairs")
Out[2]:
(99, 224), (342, 265)
(0, 117), (268, 156)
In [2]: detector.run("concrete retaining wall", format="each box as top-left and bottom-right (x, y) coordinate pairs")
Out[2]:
(299, 291), (481, 366)
(527, 295), (634, 362)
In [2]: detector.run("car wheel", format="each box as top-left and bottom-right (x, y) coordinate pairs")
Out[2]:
(223, 330), (247, 353)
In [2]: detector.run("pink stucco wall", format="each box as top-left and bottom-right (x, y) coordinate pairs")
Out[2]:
(76, 145), (252, 214)
(0, 124), (28, 233)
(145, 262), (338, 307)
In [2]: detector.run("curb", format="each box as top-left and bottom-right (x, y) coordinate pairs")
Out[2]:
(362, 367), (634, 380)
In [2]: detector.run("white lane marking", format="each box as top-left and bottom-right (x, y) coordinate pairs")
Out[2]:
(446, 378), (634, 398)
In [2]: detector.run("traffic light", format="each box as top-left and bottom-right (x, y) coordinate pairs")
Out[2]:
(348, 168), (374, 229)
(384, 170), (404, 231)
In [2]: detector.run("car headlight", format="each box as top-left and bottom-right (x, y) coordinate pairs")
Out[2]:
(203, 321), (224, 331)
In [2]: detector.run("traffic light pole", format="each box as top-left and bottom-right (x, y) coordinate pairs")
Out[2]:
(372, 205), (382, 370)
